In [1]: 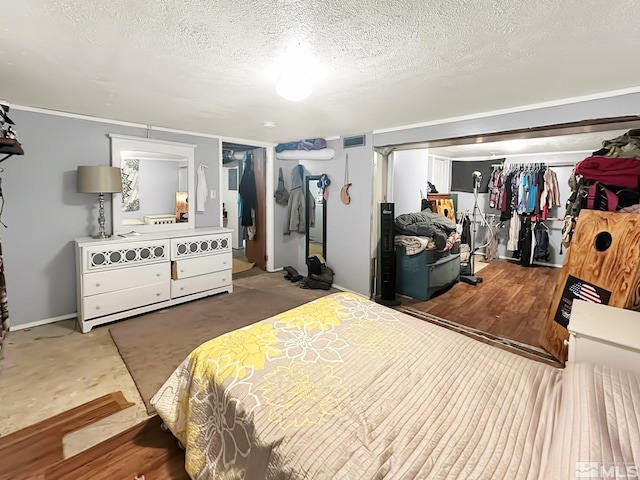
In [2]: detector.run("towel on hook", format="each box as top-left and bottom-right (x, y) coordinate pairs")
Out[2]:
(197, 163), (208, 212)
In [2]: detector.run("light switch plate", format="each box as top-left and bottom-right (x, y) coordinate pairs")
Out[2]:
(210, 189), (216, 199)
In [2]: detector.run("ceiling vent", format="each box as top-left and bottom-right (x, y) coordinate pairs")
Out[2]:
(343, 134), (366, 149)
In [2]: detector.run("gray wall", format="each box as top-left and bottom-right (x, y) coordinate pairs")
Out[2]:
(374, 93), (640, 147)
(273, 134), (374, 296)
(4, 110), (220, 327)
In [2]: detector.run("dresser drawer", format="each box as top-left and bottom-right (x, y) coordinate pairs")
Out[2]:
(171, 270), (231, 298)
(172, 253), (232, 279)
(171, 234), (231, 260)
(83, 262), (169, 296)
(83, 282), (170, 320)
(83, 240), (170, 273)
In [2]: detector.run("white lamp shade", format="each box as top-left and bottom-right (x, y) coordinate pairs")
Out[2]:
(77, 166), (122, 194)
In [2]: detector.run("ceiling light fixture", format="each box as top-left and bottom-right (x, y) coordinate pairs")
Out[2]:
(276, 72), (313, 101)
(273, 43), (319, 102)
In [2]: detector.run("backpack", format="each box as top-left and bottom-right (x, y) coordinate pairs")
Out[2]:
(274, 168), (290, 205)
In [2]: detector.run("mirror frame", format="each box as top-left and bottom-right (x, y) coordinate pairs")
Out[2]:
(305, 175), (327, 261)
(109, 134), (196, 234)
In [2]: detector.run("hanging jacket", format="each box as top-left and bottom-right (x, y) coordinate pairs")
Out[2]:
(284, 165), (306, 235)
(239, 153), (257, 227)
(534, 223), (550, 262)
(519, 217), (533, 267)
(507, 213), (521, 251)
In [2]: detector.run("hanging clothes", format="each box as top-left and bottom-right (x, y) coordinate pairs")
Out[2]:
(196, 163), (208, 212)
(484, 221), (498, 262)
(519, 217), (533, 267)
(239, 152), (257, 227)
(284, 165), (306, 235)
(507, 213), (521, 251)
(0, 241), (8, 359)
(460, 214), (472, 246)
(488, 168), (503, 209)
(533, 221), (551, 262)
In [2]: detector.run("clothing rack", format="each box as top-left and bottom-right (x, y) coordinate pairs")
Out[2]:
(490, 161), (577, 168)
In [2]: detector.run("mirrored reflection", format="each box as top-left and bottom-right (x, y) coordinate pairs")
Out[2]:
(306, 176), (326, 260)
(120, 158), (188, 227)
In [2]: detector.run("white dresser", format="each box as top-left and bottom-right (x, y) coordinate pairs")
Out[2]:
(75, 227), (233, 333)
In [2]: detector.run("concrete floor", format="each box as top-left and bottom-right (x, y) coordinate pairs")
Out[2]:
(0, 273), (304, 459)
(0, 319), (151, 458)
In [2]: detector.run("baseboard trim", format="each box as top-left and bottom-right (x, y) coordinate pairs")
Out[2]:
(332, 284), (365, 296)
(12, 313), (77, 331)
(498, 255), (563, 269)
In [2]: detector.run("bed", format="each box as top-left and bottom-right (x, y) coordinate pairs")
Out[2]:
(151, 292), (640, 480)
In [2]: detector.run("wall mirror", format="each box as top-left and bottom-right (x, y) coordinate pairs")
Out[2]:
(305, 175), (327, 260)
(109, 134), (196, 234)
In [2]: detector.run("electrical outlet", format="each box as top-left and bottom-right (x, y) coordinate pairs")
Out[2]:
(210, 189), (216, 199)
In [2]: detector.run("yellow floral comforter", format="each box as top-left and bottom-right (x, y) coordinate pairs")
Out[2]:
(151, 292), (563, 480)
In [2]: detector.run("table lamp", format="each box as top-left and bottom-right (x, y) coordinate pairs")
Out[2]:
(77, 166), (122, 239)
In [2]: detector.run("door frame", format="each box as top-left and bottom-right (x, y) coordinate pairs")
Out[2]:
(218, 137), (277, 272)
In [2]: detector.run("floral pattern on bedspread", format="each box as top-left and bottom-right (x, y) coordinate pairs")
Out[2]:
(151, 292), (563, 480)
(152, 293), (361, 478)
(260, 361), (348, 429)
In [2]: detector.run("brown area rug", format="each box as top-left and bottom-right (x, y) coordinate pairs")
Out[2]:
(110, 273), (334, 414)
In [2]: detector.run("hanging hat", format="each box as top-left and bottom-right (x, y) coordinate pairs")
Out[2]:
(318, 174), (331, 200)
(318, 174), (331, 189)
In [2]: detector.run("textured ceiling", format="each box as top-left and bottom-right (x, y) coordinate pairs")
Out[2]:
(429, 129), (630, 158)
(3, 1), (640, 142)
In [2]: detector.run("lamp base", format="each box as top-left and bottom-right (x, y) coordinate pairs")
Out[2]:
(91, 232), (113, 239)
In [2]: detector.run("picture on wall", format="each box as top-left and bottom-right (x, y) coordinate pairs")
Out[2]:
(121, 158), (140, 212)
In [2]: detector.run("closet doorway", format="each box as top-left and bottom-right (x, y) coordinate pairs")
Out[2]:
(384, 118), (640, 361)
(222, 142), (268, 275)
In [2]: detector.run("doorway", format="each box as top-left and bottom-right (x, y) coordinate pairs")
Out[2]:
(222, 142), (268, 276)
(380, 118), (640, 361)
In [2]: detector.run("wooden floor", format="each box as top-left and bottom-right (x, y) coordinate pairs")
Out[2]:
(1, 393), (187, 480)
(403, 259), (560, 348)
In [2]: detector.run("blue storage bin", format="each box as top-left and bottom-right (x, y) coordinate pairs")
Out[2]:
(396, 245), (460, 301)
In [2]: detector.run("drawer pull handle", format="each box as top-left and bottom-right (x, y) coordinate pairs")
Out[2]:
(156, 273), (161, 277)
(180, 269), (184, 273)
(96, 282), (101, 287)
(180, 287), (185, 291)
(222, 278), (227, 282)
(96, 305), (101, 310)
(156, 292), (162, 296)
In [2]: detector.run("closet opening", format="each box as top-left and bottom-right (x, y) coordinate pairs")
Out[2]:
(382, 116), (640, 363)
(221, 141), (268, 278)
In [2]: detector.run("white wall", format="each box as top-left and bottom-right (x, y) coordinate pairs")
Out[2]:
(391, 149), (430, 215)
(272, 134), (374, 296)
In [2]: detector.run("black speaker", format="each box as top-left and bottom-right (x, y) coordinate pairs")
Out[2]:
(375, 202), (400, 306)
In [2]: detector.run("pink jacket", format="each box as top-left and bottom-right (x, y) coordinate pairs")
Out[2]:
(540, 169), (561, 209)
